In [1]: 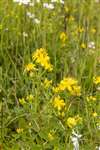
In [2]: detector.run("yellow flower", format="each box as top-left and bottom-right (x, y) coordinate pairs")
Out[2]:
(66, 115), (82, 128)
(44, 78), (52, 89)
(26, 94), (34, 103)
(92, 112), (97, 117)
(32, 48), (53, 72)
(68, 85), (81, 96)
(81, 43), (86, 49)
(54, 147), (59, 150)
(29, 122), (32, 126)
(93, 76), (100, 84)
(64, 6), (69, 12)
(48, 132), (54, 140)
(52, 86), (59, 93)
(16, 128), (23, 133)
(77, 27), (84, 33)
(53, 77), (81, 96)
(60, 32), (68, 43)
(25, 63), (36, 72)
(66, 117), (77, 128)
(53, 77), (77, 92)
(74, 115), (82, 124)
(91, 28), (96, 34)
(68, 15), (75, 22)
(19, 98), (26, 105)
(86, 96), (96, 102)
(58, 111), (65, 118)
(53, 96), (65, 111)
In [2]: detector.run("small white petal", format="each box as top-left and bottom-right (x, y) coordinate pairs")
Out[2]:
(27, 12), (35, 18)
(43, 3), (54, 9)
(34, 18), (40, 24)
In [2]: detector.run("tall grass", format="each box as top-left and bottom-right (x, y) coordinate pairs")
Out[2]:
(0, 0), (100, 149)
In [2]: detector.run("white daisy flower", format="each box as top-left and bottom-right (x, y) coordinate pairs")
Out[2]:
(88, 41), (95, 49)
(43, 3), (54, 9)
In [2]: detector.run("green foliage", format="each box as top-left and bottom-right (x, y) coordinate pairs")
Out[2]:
(0, 0), (100, 149)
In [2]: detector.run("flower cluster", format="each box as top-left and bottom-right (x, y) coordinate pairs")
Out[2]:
(43, 3), (54, 9)
(53, 95), (65, 111)
(27, 12), (40, 24)
(53, 77), (81, 96)
(93, 76), (100, 84)
(19, 98), (26, 105)
(26, 94), (34, 103)
(32, 48), (53, 72)
(86, 95), (96, 102)
(43, 0), (64, 10)
(66, 115), (82, 128)
(77, 26), (84, 33)
(13, 0), (40, 5)
(19, 94), (34, 105)
(88, 41), (95, 49)
(13, 0), (30, 5)
(25, 63), (36, 72)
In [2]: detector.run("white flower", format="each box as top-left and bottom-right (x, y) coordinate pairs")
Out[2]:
(43, 3), (54, 9)
(71, 130), (82, 150)
(13, 0), (30, 5)
(27, 12), (35, 19)
(96, 146), (100, 150)
(51, 0), (64, 4)
(97, 86), (100, 91)
(95, 0), (100, 3)
(71, 136), (79, 150)
(4, 28), (9, 31)
(72, 130), (82, 138)
(88, 41), (95, 49)
(97, 122), (100, 130)
(51, 0), (58, 2)
(34, 18), (40, 24)
(36, 0), (40, 3)
(23, 32), (28, 37)
(29, 2), (34, 6)
(60, 0), (64, 4)
(26, 12), (40, 24)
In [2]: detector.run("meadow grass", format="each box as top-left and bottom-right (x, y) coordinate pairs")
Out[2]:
(0, 0), (100, 149)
